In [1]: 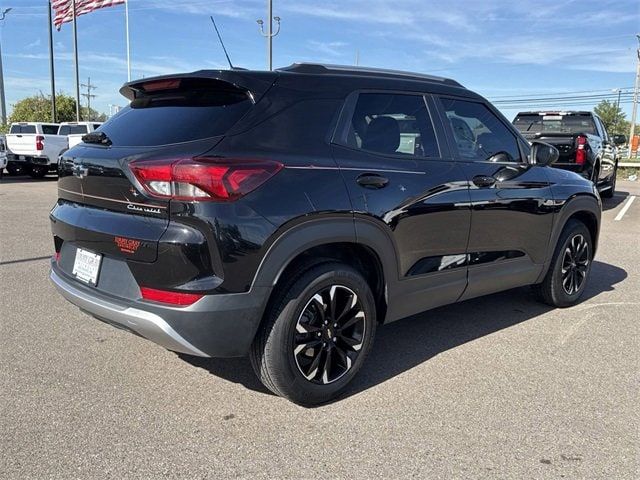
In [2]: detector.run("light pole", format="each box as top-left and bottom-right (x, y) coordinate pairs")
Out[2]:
(629, 35), (640, 156)
(0, 7), (13, 126)
(256, 0), (281, 71)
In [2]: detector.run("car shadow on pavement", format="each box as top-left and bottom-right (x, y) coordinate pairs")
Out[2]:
(178, 260), (627, 404)
(601, 190), (629, 211)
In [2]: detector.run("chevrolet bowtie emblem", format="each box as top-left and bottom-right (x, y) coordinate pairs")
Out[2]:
(72, 164), (89, 179)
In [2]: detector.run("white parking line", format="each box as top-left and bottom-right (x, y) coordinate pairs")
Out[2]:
(614, 195), (636, 221)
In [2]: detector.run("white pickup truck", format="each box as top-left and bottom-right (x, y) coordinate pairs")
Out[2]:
(5, 121), (103, 178)
(5, 122), (67, 178)
(59, 121), (103, 150)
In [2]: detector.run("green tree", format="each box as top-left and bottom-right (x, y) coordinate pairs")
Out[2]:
(7, 93), (107, 124)
(594, 100), (626, 134)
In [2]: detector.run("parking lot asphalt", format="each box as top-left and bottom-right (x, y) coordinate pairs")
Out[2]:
(1, 176), (638, 479)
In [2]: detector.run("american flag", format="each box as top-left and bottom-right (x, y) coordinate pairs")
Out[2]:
(52, 0), (125, 30)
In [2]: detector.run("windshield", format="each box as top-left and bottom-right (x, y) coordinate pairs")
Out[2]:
(513, 114), (597, 135)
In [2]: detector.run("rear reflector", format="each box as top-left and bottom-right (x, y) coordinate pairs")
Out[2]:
(575, 135), (588, 165)
(53, 251), (61, 262)
(129, 157), (283, 202)
(140, 287), (203, 306)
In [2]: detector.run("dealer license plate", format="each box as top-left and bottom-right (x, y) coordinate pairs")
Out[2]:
(72, 248), (102, 285)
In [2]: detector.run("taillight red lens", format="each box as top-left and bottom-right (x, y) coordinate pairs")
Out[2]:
(575, 135), (587, 165)
(140, 287), (203, 306)
(36, 135), (45, 151)
(129, 157), (282, 202)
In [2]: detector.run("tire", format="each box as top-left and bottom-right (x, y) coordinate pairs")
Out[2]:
(599, 163), (617, 199)
(6, 163), (22, 176)
(28, 166), (47, 179)
(533, 219), (592, 307)
(250, 262), (377, 406)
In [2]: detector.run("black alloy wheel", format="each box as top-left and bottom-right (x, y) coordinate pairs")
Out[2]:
(560, 233), (589, 295)
(293, 285), (366, 385)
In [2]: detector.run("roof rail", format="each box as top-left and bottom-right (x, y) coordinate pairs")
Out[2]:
(277, 63), (463, 87)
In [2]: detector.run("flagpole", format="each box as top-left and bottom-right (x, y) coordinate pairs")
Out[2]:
(72, 0), (80, 121)
(125, 0), (131, 81)
(47, 1), (56, 122)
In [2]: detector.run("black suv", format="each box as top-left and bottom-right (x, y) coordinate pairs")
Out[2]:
(50, 64), (601, 405)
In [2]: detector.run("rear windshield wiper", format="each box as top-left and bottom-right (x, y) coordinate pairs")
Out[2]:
(82, 131), (112, 146)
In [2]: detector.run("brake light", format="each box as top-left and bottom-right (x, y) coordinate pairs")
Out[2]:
(129, 157), (283, 202)
(140, 287), (203, 306)
(36, 135), (45, 151)
(575, 135), (588, 165)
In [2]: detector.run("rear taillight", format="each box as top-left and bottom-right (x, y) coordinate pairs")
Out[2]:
(129, 157), (283, 202)
(36, 135), (45, 151)
(140, 287), (203, 306)
(575, 135), (588, 165)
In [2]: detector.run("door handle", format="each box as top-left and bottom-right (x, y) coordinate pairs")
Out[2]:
(357, 173), (389, 189)
(472, 175), (496, 188)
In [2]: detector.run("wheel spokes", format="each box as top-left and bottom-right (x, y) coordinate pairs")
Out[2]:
(293, 284), (366, 385)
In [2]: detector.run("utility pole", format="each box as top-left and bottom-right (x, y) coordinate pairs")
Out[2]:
(256, 0), (281, 71)
(629, 34), (640, 156)
(0, 7), (12, 126)
(80, 77), (97, 119)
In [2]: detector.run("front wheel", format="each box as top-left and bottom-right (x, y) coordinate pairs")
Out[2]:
(250, 262), (377, 406)
(533, 219), (593, 307)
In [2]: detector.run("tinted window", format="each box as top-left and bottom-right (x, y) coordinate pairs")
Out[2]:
(513, 113), (597, 136)
(42, 125), (59, 134)
(440, 98), (521, 162)
(10, 125), (36, 134)
(345, 93), (439, 158)
(58, 125), (89, 135)
(99, 85), (252, 147)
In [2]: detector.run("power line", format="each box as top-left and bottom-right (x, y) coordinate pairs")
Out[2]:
(489, 87), (634, 99)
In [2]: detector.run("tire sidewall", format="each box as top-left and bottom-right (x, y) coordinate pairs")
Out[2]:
(268, 265), (376, 405)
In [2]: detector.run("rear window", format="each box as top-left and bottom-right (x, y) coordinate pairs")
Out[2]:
(100, 80), (252, 147)
(58, 125), (89, 135)
(42, 125), (59, 134)
(10, 125), (36, 134)
(513, 114), (596, 135)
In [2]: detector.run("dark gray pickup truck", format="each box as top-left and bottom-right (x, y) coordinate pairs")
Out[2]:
(513, 111), (624, 198)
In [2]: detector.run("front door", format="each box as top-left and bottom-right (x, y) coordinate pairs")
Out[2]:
(435, 96), (555, 300)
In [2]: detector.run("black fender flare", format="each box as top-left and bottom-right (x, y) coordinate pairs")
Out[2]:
(536, 193), (601, 283)
(251, 215), (399, 292)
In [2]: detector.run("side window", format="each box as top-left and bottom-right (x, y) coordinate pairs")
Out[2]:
(58, 126), (70, 136)
(595, 117), (608, 141)
(439, 98), (522, 162)
(42, 125), (59, 135)
(345, 93), (439, 158)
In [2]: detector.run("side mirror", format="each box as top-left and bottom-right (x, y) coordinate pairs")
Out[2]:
(613, 134), (627, 146)
(530, 141), (559, 166)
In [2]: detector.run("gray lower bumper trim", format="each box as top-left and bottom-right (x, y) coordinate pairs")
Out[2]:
(51, 269), (210, 357)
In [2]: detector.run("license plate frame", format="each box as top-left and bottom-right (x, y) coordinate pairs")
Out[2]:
(72, 248), (102, 285)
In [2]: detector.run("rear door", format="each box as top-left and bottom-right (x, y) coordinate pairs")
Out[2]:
(331, 91), (471, 321)
(436, 96), (555, 300)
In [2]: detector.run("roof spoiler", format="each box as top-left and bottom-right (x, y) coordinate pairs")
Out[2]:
(120, 70), (278, 102)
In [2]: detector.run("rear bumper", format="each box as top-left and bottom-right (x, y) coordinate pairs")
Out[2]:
(50, 263), (272, 358)
(8, 154), (53, 166)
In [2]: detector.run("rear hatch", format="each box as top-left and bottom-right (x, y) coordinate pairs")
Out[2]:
(54, 75), (263, 263)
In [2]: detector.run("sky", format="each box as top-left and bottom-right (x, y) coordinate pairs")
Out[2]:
(0, 0), (638, 121)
